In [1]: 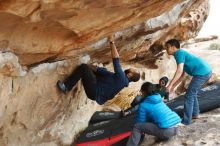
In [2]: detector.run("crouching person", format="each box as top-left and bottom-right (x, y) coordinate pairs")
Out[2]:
(126, 82), (181, 146)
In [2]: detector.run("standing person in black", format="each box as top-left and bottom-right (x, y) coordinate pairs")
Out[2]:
(56, 34), (140, 105)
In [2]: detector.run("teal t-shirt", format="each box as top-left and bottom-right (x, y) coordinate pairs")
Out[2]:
(174, 49), (211, 76)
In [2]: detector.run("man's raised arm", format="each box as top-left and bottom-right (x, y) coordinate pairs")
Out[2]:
(108, 34), (119, 58)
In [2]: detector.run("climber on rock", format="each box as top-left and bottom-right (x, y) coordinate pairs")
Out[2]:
(56, 34), (140, 105)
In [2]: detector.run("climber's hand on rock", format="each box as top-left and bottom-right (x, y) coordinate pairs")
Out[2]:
(108, 34), (114, 42)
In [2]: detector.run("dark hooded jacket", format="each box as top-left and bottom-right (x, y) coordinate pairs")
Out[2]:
(155, 76), (169, 101)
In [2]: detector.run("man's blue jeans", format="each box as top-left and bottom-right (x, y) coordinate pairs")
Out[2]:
(182, 72), (212, 125)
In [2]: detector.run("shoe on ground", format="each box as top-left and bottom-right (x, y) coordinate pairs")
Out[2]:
(57, 80), (68, 94)
(192, 116), (199, 119)
(177, 123), (186, 127)
(155, 137), (169, 143)
(192, 116), (199, 123)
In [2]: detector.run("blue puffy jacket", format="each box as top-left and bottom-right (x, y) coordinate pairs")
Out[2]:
(136, 93), (181, 128)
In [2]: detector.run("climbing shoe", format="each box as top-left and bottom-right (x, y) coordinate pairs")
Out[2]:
(57, 80), (68, 94)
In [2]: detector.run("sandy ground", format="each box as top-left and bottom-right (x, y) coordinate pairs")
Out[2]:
(140, 39), (220, 146)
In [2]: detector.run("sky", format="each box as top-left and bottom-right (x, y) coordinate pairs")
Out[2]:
(198, 0), (220, 37)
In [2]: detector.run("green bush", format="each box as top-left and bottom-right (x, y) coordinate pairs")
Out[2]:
(208, 43), (220, 50)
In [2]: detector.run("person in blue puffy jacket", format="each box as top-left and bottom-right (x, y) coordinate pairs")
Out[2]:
(121, 76), (170, 117)
(126, 82), (181, 146)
